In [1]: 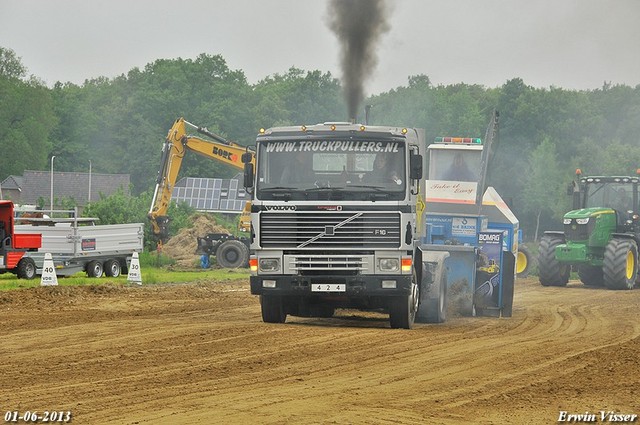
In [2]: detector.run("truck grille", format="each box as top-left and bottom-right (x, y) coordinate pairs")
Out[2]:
(291, 254), (367, 275)
(260, 211), (400, 249)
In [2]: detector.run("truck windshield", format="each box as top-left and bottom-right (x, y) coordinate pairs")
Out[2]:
(428, 149), (482, 182)
(256, 139), (406, 201)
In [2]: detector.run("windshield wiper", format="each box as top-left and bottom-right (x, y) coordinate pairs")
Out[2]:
(305, 186), (346, 192)
(345, 184), (388, 192)
(260, 186), (296, 192)
(259, 186), (299, 200)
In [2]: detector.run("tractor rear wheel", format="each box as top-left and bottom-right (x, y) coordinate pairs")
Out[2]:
(603, 238), (638, 290)
(516, 244), (535, 278)
(538, 234), (570, 287)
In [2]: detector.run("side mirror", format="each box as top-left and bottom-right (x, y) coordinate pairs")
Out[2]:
(410, 153), (423, 180)
(244, 162), (254, 189)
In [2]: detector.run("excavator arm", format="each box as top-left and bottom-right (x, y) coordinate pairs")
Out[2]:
(148, 117), (254, 242)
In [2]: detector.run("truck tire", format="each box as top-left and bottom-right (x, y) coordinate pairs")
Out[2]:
(422, 270), (447, 323)
(216, 240), (249, 268)
(261, 295), (286, 323)
(516, 244), (535, 278)
(538, 234), (569, 287)
(104, 259), (121, 277)
(86, 260), (104, 278)
(389, 278), (419, 329)
(577, 265), (604, 287)
(603, 238), (638, 290)
(16, 257), (37, 280)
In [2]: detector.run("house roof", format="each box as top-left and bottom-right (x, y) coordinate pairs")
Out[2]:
(1, 175), (23, 190)
(20, 170), (130, 205)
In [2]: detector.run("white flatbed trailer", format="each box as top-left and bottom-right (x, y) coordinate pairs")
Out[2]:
(13, 211), (143, 278)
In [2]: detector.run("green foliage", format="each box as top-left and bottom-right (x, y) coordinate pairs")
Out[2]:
(0, 47), (57, 179)
(139, 250), (175, 268)
(82, 188), (195, 250)
(520, 138), (567, 239)
(1, 48), (640, 243)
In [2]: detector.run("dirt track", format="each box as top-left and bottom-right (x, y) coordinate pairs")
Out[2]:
(1, 277), (639, 424)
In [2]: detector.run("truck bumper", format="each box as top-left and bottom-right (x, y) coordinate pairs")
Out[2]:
(250, 274), (413, 298)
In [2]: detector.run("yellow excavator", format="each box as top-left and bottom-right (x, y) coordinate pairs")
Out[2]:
(148, 117), (254, 267)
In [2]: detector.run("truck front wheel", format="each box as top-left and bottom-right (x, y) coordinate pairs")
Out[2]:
(538, 234), (569, 287)
(603, 238), (638, 290)
(17, 257), (37, 280)
(261, 295), (286, 323)
(389, 279), (419, 329)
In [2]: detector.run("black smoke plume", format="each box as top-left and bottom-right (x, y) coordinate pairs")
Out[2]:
(327, 0), (391, 120)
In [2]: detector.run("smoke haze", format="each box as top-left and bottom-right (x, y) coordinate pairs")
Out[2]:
(327, 0), (391, 119)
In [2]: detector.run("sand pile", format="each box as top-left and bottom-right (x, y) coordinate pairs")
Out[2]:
(161, 214), (230, 267)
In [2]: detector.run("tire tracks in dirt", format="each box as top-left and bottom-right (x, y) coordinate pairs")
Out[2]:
(1, 279), (639, 424)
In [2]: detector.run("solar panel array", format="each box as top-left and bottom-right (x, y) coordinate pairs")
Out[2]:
(172, 176), (247, 213)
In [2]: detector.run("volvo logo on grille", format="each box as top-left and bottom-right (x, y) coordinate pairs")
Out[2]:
(325, 225), (335, 236)
(265, 205), (297, 211)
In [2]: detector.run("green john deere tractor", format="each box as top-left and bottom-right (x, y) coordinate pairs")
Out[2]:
(538, 171), (640, 290)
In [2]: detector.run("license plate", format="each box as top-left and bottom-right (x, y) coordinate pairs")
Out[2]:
(311, 283), (346, 292)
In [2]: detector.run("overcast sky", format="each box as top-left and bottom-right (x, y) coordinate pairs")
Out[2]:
(1, 0), (639, 95)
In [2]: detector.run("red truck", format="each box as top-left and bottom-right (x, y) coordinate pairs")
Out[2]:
(0, 200), (42, 279)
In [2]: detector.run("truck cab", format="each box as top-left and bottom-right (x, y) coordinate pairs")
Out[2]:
(246, 122), (424, 328)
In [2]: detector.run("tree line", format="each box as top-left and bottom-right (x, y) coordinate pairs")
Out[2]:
(2, 46), (640, 242)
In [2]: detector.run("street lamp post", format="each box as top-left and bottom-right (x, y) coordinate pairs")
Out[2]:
(50, 155), (56, 212)
(88, 160), (92, 204)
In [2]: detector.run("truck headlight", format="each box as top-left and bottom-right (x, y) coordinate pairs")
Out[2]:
(379, 258), (400, 272)
(563, 218), (572, 225)
(576, 218), (589, 225)
(259, 258), (280, 273)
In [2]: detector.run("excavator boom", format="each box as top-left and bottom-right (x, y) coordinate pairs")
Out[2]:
(148, 117), (254, 241)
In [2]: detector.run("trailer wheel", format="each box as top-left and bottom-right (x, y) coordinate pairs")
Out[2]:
(261, 295), (286, 323)
(538, 234), (569, 287)
(577, 265), (604, 287)
(389, 277), (419, 329)
(17, 257), (37, 280)
(216, 240), (249, 268)
(104, 259), (121, 277)
(516, 244), (535, 278)
(86, 260), (104, 278)
(603, 238), (638, 290)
